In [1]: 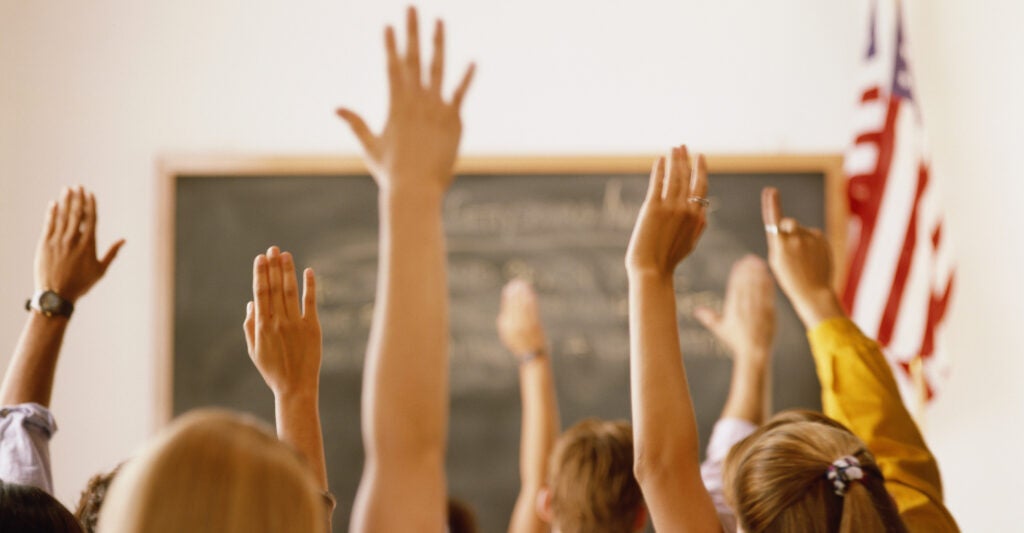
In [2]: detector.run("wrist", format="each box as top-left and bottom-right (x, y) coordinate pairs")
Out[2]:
(26, 309), (71, 327)
(379, 183), (446, 206)
(273, 387), (320, 408)
(515, 348), (547, 366)
(626, 267), (674, 285)
(26, 289), (75, 318)
(791, 289), (845, 329)
(733, 346), (771, 367)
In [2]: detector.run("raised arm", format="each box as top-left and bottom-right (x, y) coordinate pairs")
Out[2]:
(625, 146), (720, 533)
(761, 187), (958, 531)
(243, 247), (328, 497)
(0, 187), (123, 494)
(695, 255), (775, 426)
(497, 279), (559, 533)
(2, 187), (124, 407)
(337, 7), (475, 532)
(694, 255), (775, 531)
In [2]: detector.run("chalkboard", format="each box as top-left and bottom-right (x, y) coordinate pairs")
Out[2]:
(164, 155), (843, 533)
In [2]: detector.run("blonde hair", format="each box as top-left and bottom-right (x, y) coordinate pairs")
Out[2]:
(547, 418), (643, 533)
(725, 410), (907, 533)
(97, 408), (325, 533)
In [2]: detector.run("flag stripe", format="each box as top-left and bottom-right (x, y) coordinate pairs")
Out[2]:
(877, 162), (928, 345)
(842, 96), (901, 312)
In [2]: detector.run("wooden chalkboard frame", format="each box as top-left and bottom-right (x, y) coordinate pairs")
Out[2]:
(154, 154), (845, 427)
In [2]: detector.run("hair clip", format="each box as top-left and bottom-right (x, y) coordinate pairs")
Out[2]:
(826, 455), (865, 497)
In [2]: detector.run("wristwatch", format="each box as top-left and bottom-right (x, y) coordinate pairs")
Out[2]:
(25, 289), (74, 318)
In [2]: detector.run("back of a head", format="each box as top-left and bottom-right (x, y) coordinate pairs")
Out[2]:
(97, 408), (325, 533)
(0, 480), (83, 533)
(75, 463), (122, 533)
(725, 411), (907, 533)
(547, 418), (643, 533)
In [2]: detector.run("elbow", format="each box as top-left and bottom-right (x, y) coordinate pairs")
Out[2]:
(632, 443), (699, 488)
(632, 446), (663, 486)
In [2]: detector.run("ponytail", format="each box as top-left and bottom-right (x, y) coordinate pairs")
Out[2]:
(725, 410), (908, 533)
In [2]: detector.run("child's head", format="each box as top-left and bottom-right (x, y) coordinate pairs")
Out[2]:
(97, 408), (326, 533)
(725, 410), (907, 533)
(0, 480), (82, 533)
(543, 418), (645, 533)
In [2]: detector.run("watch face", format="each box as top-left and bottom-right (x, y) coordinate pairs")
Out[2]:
(40, 291), (62, 312)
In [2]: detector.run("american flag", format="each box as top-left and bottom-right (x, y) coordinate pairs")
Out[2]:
(842, 0), (955, 407)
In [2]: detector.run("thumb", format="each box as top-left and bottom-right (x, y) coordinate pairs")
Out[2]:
(336, 108), (377, 154)
(243, 301), (256, 356)
(694, 306), (722, 333)
(99, 239), (126, 272)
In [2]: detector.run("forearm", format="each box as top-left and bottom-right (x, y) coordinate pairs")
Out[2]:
(1, 313), (70, 407)
(510, 355), (559, 533)
(362, 190), (450, 461)
(275, 392), (328, 491)
(719, 352), (770, 425)
(628, 271), (701, 476)
(628, 271), (720, 532)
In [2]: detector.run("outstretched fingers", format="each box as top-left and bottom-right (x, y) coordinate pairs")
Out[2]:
(385, 25), (402, 96)
(674, 145), (694, 201)
(99, 239), (126, 273)
(42, 201), (57, 241)
(428, 19), (444, 94)
(55, 188), (72, 241)
(81, 193), (97, 246)
(244, 301), (256, 354)
(405, 6), (421, 86)
(336, 108), (377, 154)
(302, 268), (318, 320)
(281, 252), (302, 318)
(664, 147), (684, 200)
(690, 154), (709, 200)
(694, 305), (723, 334)
(266, 247), (287, 318)
(761, 187), (783, 229)
(253, 254), (272, 321)
(451, 63), (476, 111)
(646, 156), (667, 203)
(61, 187), (86, 244)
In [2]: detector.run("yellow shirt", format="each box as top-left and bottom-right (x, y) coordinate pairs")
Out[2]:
(807, 317), (959, 533)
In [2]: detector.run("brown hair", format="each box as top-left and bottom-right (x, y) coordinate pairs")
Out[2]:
(74, 463), (122, 533)
(547, 418), (643, 533)
(96, 408), (325, 533)
(725, 410), (908, 533)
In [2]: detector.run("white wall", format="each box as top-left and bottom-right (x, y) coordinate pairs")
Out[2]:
(905, 0), (1024, 528)
(0, 0), (1017, 529)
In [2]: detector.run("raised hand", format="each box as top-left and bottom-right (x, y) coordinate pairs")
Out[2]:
(500, 278), (560, 533)
(496, 279), (548, 359)
(761, 187), (844, 328)
(337, 6), (475, 196)
(695, 255), (776, 358)
(34, 186), (125, 303)
(625, 145), (709, 278)
(244, 247), (322, 398)
(625, 145), (722, 532)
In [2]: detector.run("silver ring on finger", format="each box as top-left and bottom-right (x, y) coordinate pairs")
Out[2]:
(688, 196), (710, 208)
(764, 224), (780, 235)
